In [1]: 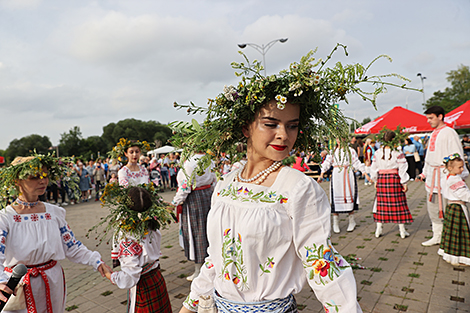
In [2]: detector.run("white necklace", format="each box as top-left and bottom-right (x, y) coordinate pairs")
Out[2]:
(237, 161), (282, 184)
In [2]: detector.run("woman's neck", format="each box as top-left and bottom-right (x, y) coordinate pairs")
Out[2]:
(126, 162), (140, 171)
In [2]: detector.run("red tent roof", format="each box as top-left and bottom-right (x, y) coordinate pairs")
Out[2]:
(444, 100), (470, 129)
(355, 106), (433, 134)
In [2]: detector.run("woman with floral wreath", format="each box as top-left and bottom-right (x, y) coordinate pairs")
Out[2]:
(108, 138), (173, 312)
(369, 130), (413, 239)
(171, 44), (417, 313)
(0, 154), (111, 312)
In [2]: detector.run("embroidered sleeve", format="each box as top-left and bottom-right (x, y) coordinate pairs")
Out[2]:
(110, 239), (143, 289)
(118, 168), (129, 187)
(321, 153), (333, 174)
(397, 152), (410, 184)
(290, 177), (361, 312)
(172, 167), (192, 205)
(60, 221), (103, 270)
(0, 215), (9, 283)
(451, 180), (470, 203)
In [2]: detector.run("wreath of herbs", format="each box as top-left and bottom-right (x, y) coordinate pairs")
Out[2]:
(87, 182), (175, 246)
(0, 152), (79, 208)
(108, 138), (152, 161)
(375, 126), (409, 150)
(170, 43), (420, 183)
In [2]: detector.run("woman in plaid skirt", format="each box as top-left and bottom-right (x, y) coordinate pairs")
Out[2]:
(369, 131), (413, 239)
(439, 154), (470, 266)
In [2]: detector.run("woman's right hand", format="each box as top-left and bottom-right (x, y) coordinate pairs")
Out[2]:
(0, 283), (14, 302)
(179, 307), (193, 313)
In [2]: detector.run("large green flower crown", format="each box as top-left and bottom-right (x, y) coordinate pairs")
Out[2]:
(0, 152), (76, 207)
(376, 126), (409, 150)
(170, 44), (419, 175)
(108, 138), (152, 160)
(87, 182), (175, 245)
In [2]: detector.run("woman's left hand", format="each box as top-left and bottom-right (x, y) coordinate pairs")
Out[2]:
(402, 184), (408, 193)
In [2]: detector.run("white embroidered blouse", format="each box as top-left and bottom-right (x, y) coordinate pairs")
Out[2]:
(444, 175), (470, 203)
(110, 230), (162, 289)
(0, 203), (103, 283)
(369, 147), (409, 184)
(118, 164), (150, 187)
(183, 167), (362, 312)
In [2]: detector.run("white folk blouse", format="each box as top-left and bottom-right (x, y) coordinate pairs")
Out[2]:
(0, 203), (103, 313)
(183, 167), (362, 312)
(444, 175), (470, 203)
(369, 147), (409, 184)
(118, 164), (150, 187)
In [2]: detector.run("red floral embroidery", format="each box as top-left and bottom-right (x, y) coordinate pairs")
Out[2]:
(1, 237), (5, 244)
(13, 215), (22, 223)
(63, 234), (71, 242)
(118, 241), (143, 257)
(429, 126), (445, 152)
(450, 181), (465, 191)
(45, 213), (51, 220)
(31, 214), (39, 222)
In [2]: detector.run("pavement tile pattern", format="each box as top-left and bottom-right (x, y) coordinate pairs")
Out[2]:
(61, 177), (470, 313)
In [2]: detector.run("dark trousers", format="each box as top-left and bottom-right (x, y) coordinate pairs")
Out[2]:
(406, 156), (416, 179)
(170, 175), (177, 188)
(95, 181), (103, 200)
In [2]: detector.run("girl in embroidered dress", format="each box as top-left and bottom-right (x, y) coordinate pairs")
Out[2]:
(104, 187), (173, 312)
(439, 154), (470, 266)
(369, 131), (413, 239)
(318, 139), (366, 233)
(0, 155), (111, 313)
(108, 139), (173, 312)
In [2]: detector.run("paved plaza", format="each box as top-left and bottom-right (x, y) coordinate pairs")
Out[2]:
(61, 177), (470, 313)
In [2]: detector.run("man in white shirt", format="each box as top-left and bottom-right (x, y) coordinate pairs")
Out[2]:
(417, 106), (469, 246)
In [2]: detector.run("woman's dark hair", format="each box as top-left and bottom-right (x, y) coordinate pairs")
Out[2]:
(128, 187), (152, 212)
(382, 131), (396, 160)
(424, 105), (445, 119)
(404, 138), (412, 145)
(128, 187), (159, 231)
(295, 152), (301, 157)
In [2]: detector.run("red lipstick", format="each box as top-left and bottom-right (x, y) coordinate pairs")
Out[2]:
(271, 145), (287, 151)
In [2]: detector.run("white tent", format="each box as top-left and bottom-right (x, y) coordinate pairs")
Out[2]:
(147, 145), (180, 157)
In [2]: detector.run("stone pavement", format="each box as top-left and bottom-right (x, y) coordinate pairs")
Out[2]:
(61, 177), (470, 313)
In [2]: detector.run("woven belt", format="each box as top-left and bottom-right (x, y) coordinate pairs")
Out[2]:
(6, 259), (57, 313)
(378, 169), (399, 174)
(448, 200), (465, 205)
(141, 260), (159, 275)
(428, 165), (446, 218)
(192, 184), (212, 191)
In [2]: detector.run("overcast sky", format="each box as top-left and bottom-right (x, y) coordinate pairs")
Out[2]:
(1, 0), (469, 150)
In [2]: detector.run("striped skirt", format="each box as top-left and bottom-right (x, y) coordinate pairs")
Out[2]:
(374, 173), (413, 224)
(181, 187), (214, 263)
(131, 268), (172, 313)
(438, 203), (470, 265)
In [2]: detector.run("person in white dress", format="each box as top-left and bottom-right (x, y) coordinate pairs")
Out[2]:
(439, 154), (470, 266)
(318, 140), (366, 233)
(0, 154), (110, 313)
(417, 106), (469, 246)
(171, 153), (216, 281)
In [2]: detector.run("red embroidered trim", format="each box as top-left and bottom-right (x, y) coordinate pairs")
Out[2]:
(450, 181), (466, 191)
(428, 126), (446, 152)
(118, 241), (143, 258)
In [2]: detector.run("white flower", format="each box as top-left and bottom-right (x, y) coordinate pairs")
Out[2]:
(294, 90), (304, 97)
(280, 96), (287, 104)
(289, 82), (301, 92)
(223, 85), (237, 101)
(275, 95), (282, 101)
(277, 103), (286, 110)
(314, 87), (320, 92)
(314, 79), (320, 85)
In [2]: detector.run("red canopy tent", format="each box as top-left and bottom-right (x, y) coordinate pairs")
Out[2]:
(444, 100), (470, 129)
(354, 106), (433, 134)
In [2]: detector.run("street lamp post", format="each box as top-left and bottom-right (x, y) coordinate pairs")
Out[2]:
(417, 73), (426, 105)
(237, 38), (288, 76)
(49, 146), (59, 158)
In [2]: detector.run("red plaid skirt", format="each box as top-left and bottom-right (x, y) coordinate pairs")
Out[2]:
(132, 268), (172, 313)
(374, 173), (413, 223)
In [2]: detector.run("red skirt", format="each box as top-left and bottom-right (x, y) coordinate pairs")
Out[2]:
(374, 173), (413, 224)
(132, 268), (172, 313)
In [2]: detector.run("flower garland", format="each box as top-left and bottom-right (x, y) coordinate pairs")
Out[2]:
(0, 152), (78, 208)
(170, 44), (420, 176)
(87, 182), (175, 245)
(375, 126), (409, 151)
(108, 138), (152, 161)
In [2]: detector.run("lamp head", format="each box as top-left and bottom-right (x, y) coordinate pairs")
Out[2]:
(280, 38), (288, 43)
(238, 44), (247, 49)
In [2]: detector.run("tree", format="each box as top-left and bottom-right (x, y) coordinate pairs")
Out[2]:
(81, 136), (108, 160)
(424, 64), (470, 113)
(361, 117), (372, 125)
(101, 119), (173, 151)
(5, 134), (52, 161)
(59, 126), (84, 157)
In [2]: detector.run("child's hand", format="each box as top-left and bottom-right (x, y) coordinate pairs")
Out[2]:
(98, 263), (113, 280)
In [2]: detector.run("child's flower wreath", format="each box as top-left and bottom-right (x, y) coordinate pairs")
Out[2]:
(87, 182), (175, 245)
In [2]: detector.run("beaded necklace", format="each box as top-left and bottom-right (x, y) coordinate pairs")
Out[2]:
(237, 161), (282, 185)
(15, 198), (39, 207)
